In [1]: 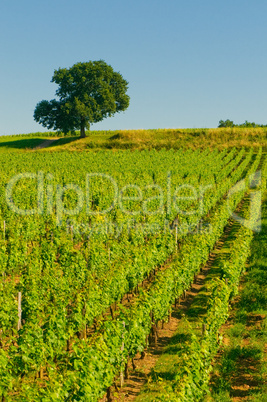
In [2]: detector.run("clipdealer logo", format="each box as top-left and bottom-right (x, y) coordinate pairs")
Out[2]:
(5, 171), (212, 227)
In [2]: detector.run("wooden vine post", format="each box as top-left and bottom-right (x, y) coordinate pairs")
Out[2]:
(39, 366), (44, 380)
(107, 387), (112, 402)
(120, 321), (125, 388)
(168, 307), (172, 323)
(70, 225), (73, 242)
(173, 216), (179, 252)
(149, 311), (153, 343)
(18, 292), (22, 331)
(80, 304), (87, 339)
(152, 317), (158, 347)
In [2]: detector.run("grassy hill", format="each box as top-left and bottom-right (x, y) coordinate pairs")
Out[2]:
(0, 127), (267, 152)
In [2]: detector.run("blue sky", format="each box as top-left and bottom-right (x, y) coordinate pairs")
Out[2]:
(1, 0), (267, 135)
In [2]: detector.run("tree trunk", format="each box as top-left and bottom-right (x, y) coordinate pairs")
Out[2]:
(80, 124), (86, 138)
(80, 120), (90, 138)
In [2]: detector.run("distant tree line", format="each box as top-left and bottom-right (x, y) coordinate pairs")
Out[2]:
(218, 119), (267, 128)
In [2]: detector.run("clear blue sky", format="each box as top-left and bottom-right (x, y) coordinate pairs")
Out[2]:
(1, 0), (267, 135)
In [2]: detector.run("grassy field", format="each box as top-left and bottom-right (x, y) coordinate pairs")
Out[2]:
(0, 127), (267, 152)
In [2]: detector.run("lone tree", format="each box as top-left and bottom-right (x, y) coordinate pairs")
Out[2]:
(34, 60), (130, 137)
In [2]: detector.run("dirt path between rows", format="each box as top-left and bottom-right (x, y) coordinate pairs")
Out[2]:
(100, 164), (260, 401)
(103, 219), (236, 402)
(34, 138), (59, 149)
(112, 267), (212, 401)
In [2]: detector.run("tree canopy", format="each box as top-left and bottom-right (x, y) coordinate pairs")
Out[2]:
(34, 60), (130, 137)
(218, 119), (267, 128)
(218, 119), (234, 128)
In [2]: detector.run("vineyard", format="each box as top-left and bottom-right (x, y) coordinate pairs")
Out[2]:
(0, 136), (266, 401)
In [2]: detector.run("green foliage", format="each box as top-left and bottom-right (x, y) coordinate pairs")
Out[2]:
(136, 150), (265, 402)
(218, 119), (234, 128)
(34, 60), (130, 137)
(240, 283), (267, 311)
(210, 201), (267, 400)
(0, 148), (264, 400)
(218, 119), (267, 128)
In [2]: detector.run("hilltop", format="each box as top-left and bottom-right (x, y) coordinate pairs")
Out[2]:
(0, 127), (266, 152)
